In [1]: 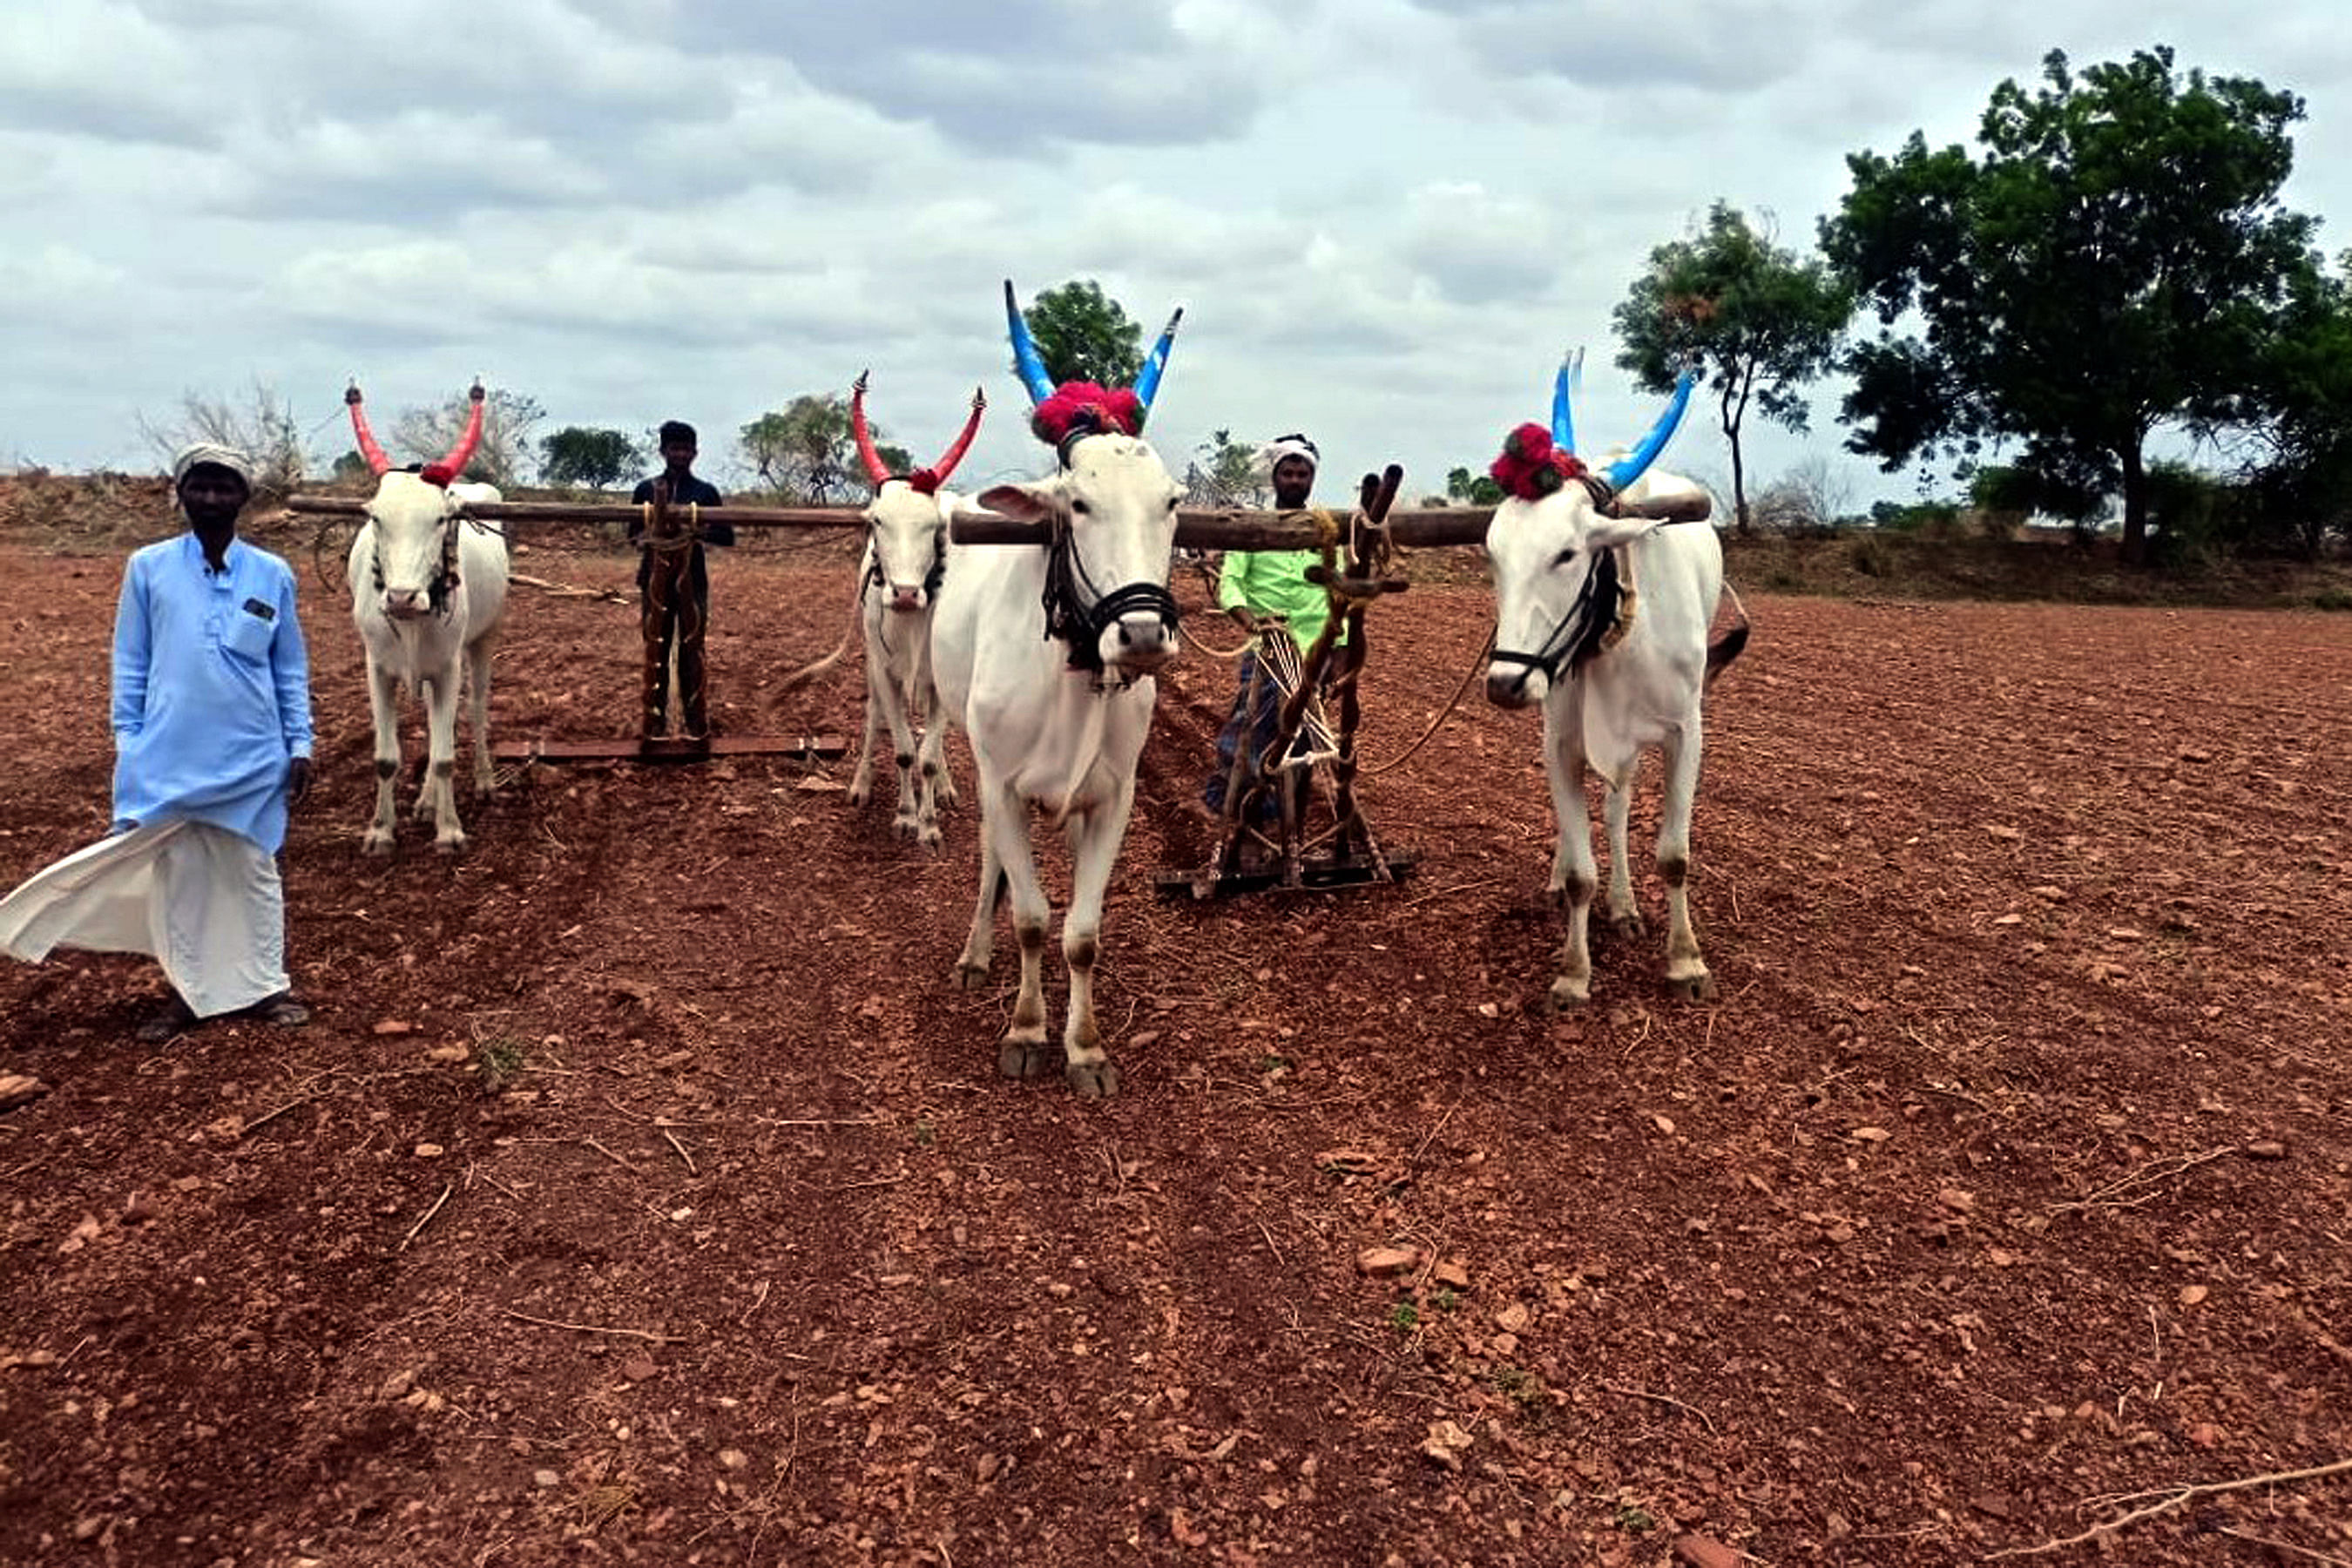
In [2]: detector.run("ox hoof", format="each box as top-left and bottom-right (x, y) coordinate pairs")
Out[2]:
(953, 959), (990, 991)
(1666, 970), (1718, 1004)
(1066, 1058), (1121, 1098)
(846, 783), (872, 810)
(917, 823), (943, 850)
(434, 831), (469, 856)
(1608, 912), (1648, 941)
(1544, 977), (1592, 1014)
(893, 816), (922, 841)
(998, 1037), (1057, 1080)
(473, 781), (497, 801)
(362, 830), (396, 858)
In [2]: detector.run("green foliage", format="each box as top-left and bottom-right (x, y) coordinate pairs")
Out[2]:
(1445, 465), (1504, 507)
(1821, 45), (2319, 564)
(331, 450), (374, 484)
(1387, 1301), (1419, 1333)
(537, 426), (643, 491)
(2313, 587), (2352, 611)
(1614, 201), (1852, 532)
(1022, 280), (1145, 388)
(1186, 429), (1268, 506)
(737, 395), (910, 504)
(2240, 252), (2352, 557)
(390, 389), (547, 488)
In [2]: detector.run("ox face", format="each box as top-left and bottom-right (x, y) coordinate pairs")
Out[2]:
(1484, 490), (1654, 709)
(366, 471), (462, 621)
(863, 481), (949, 613)
(981, 434), (1182, 675)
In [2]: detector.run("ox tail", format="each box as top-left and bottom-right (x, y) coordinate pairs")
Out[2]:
(780, 578), (866, 690)
(1705, 582), (1750, 686)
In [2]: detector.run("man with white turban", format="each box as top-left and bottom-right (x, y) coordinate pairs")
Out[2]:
(1204, 433), (1340, 822)
(0, 443), (316, 1042)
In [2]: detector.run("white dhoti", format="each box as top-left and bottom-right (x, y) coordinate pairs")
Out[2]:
(0, 821), (287, 1018)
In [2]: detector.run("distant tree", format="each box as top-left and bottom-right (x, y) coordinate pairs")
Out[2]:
(1446, 465), (1504, 507)
(136, 380), (308, 501)
(538, 426), (644, 492)
(1184, 429), (1269, 507)
(1022, 280), (1145, 388)
(390, 389), (546, 488)
(738, 395), (910, 505)
(2238, 250), (2352, 557)
(331, 450), (373, 486)
(1821, 45), (2318, 564)
(1613, 202), (1851, 536)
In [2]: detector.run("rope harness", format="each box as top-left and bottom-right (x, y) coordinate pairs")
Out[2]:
(1039, 514), (1180, 679)
(368, 509), (469, 619)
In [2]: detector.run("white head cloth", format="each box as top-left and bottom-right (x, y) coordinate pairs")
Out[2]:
(172, 443), (257, 490)
(1265, 433), (1319, 473)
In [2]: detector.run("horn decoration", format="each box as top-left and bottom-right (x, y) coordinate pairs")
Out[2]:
(912, 387), (986, 495)
(1004, 280), (1057, 406)
(345, 382), (392, 476)
(421, 382), (487, 488)
(1550, 346), (1585, 455)
(849, 371), (893, 487)
(1132, 307), (1185, 417)
(1601, 366), (1698, 492)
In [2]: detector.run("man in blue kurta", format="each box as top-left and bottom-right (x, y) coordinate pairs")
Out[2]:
(0, 443), (316, 1043)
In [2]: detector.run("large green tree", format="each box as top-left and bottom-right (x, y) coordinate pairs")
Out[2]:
(1022, 280), (1145, 387)
(1821, 45), (2317, 564)
(738, 395), (909, 505)
(1613, 202), (1852, 533)
(538, 426), (643, 491)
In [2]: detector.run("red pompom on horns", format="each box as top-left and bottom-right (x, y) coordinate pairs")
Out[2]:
(852, 373), (989, 496)
(1029, 382), (1143, 448)
(1489, 422), (1587, 503)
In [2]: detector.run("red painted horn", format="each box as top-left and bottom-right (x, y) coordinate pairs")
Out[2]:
(914, 388), (986, 494)
(422, 383), (487, 487)
(345, 382), (392, 476)
(849, 371), (894, 488)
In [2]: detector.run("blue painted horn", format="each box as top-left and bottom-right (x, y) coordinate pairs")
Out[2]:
(1003, 279), (1057, 406)
(1550, 346), (1585, 454)
(1602, 365), (1699, 492)
(1133, 307), (1185, 415)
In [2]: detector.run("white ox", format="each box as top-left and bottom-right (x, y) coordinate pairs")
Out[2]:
(785, 375), (986, 846)
(342, 383), (510, 855)
(1483, 368), (1747, 1009)
(926, 282), (1185, 1098)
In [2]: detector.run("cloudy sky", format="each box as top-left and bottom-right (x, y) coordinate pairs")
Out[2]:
(4, 0), (2349, 511)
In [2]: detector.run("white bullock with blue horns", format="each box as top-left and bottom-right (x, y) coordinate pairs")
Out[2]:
(1482, 357), (1748, 1010)
(924, 280), (1187, 1098)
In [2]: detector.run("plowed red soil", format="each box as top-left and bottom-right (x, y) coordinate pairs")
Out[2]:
(2, 517), (2348, 1566)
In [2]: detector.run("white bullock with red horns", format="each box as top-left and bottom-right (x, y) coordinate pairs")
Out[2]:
(788, 373), (987, 846)
(342, 382), (511, 855)
(926, 280), (1186, 1097)
(1482, 359), (1748, 1009)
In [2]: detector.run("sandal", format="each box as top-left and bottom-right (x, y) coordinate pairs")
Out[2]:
(247, 994), (311, 1028)
(134, 997), (196, 1045)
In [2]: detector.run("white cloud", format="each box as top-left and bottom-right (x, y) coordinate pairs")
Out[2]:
(0, 0), (2345, 517)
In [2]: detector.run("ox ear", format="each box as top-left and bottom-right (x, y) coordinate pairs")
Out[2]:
(1583, 513), (1665, 553)
(975, 480), (1061, 523)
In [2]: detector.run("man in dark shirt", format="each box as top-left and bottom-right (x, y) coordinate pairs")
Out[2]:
(629, 421), (733, 736)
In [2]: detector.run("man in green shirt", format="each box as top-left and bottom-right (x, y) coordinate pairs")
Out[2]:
(1205, 434), (1334, 821)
